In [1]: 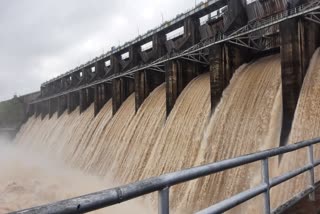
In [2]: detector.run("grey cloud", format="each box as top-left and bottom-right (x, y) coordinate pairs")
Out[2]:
(0, 0), (195, 101)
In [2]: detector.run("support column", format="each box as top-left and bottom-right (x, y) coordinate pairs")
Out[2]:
(280, 18), (303, 145)
(67, 93), (74, 114)
(135, 69), (165, 112)
(140, 33), (167, 63)
(100, 85), (105, 107)
(112, 78), (122, 115)
(94, 83), (112, 116)
(40, 86), (45, 97)
(184, 17), (200, 47)
(209, 44), (231, 110)
(80, 88), (88, 114)
(35, 103), (40, 118)
(94, 85), (101, 116)
(103, 83), (112, 104)
(209, 44), (247, 112)
(182, 61), (198, 89)
(153, 33), (167, 58)
(88, 87), (94, 105)
(112, 77), (134, 115)
(165, 58), (198, 117)
(58, 95), (67, 117)
(165, 60), (179, 117)
(164, 17), (201, 117)
(135, 71), (148, 112)
(41, 100), (49, 119)
(49, 98), (58, 118)
(67, 92), (79, 113)
(223, 0), (247, 33)
(101, 84), (107, 106)
(280, 18), (318, 145)
(303, 21), (320, 72)
(27, 104), (35, 117)
(95, 61), (105, 79)
(125, 77), (135, 96)
(99, 85), (104, 108)
(80, 68), (87, 84)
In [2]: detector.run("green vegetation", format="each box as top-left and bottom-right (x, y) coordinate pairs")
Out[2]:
(0, 96), (26, 128)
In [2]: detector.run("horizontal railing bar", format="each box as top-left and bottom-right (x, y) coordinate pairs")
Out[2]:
(13, 190), (120, 214)
(197, 162), (318, 213)
(196, 184), (267, 214)
(15, 138), (320, 214)
(270, 164), (313, 188)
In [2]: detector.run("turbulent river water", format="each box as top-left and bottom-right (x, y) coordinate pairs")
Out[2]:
(2, 49), (320, 213)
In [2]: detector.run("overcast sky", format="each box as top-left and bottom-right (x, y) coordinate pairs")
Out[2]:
(0, 0), (199, 101)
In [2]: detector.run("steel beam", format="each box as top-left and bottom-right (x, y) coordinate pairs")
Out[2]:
(32, 1), (320, 105)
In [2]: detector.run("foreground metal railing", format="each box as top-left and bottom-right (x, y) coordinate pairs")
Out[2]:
(14, 137), (320, 214)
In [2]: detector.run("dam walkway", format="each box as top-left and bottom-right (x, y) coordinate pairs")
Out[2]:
(14, 137), (320, 214)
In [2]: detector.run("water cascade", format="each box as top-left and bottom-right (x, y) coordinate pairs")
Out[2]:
(8, 52), (320, 213)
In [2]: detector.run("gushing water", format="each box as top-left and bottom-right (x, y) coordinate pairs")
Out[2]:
(0, 141), (151, 213)
(160, 55), (282, 213)
(6, 51), (320, 213)
(271, 48), (320, 209)
(140, 73), (211, 212)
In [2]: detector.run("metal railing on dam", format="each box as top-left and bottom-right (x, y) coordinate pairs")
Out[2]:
(41, 0), (228, 87)
(14, 137), (320, 214)
(31, 0), (320, 104)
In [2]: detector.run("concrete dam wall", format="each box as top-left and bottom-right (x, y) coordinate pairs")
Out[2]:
(29, 0), (320, 146)
(9, 50), (320, 213)
(4, 0), (320, 213)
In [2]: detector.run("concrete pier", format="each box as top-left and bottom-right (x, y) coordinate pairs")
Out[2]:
(94, 83), (111, 116)
(79, 87), (94, 114)
(67, 92), (80, 113)
(280, 18), (320, 145)
(135, 70), (164, 112)
(58, 95), (67, 117)
(41, 100), (49, 119)
(80, 88), (89, 113)
(135, 32), (166, 112)
(165, 60), (180, 117)
(49, 98), (58, 118)
(165, 17), (201, 116)
(140, 33), (166, 63)
(27, 103), (35, 118)
(209, 44), (247, 111)
(95, 61), (106, 79)
(35, 103), (40, 118)
(165, 59), (201, 116)
(112, 77), (134, 115)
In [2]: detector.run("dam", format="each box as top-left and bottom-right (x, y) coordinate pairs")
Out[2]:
(28, 0), (320, 146)
(2, 0), (320, 213)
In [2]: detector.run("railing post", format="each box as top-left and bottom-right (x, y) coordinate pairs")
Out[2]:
(262, 158), (271, 214)
(308, 145), (315, 201)
(158, 187), (170, 214)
